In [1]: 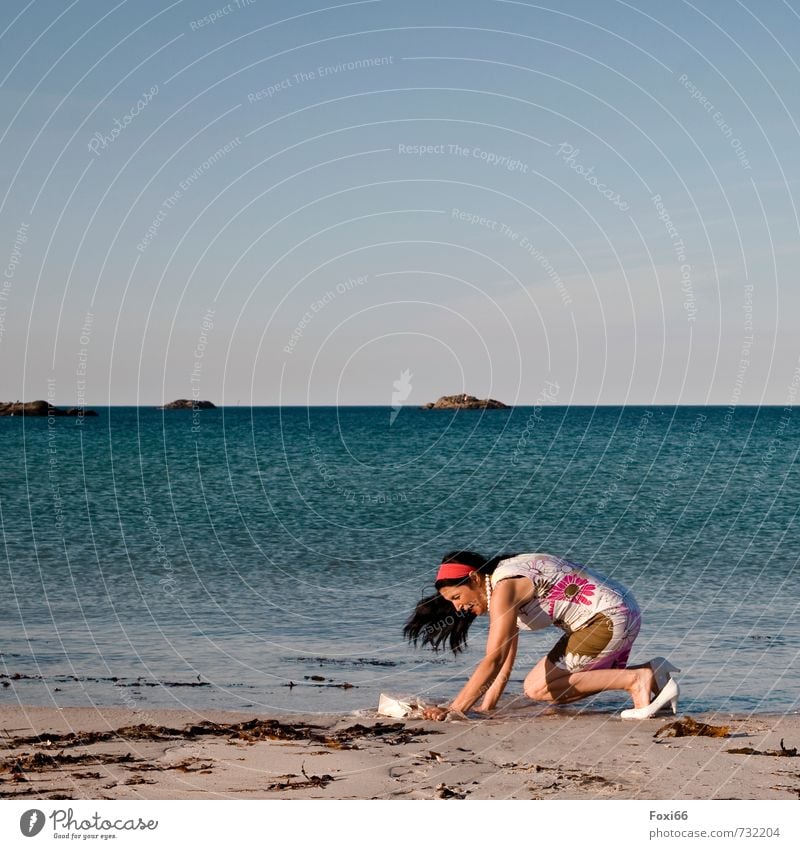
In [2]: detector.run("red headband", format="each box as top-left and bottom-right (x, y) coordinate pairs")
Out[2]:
(436, 562), (478, 582)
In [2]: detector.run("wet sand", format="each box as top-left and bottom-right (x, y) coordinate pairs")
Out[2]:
(1, 704), (798, 800)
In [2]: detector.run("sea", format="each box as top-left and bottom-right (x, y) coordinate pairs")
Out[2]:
(1, 405), (798, 716)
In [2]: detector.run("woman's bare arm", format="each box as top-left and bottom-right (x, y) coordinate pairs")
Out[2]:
(447, 580), (522, 714)
(477, 629), (518, 711)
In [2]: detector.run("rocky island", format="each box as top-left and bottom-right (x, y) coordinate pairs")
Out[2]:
(0, 400), (97, 417)
(157, 399), (217, 410)
(421, 394), (510, 410)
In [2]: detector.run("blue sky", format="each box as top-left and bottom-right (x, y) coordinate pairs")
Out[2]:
(1, 0), (799, 404)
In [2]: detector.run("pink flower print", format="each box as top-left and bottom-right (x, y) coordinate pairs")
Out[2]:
(547, 574), (596, 617)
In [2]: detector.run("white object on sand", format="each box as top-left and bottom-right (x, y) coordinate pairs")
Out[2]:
(377, 694), (416, 717)
(377, 693), (436, 718)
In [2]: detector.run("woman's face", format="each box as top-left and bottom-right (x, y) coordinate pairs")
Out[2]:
(439, 575), (487, 616)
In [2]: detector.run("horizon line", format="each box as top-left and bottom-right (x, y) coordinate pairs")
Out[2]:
(5, 403), (797, 409)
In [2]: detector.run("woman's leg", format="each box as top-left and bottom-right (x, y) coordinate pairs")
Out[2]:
(523, 656), (654, 708)
(626, 660), (660, 696)
(525, 604), (647, 706)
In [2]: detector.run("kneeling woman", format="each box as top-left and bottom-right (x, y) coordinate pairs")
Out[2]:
(404, 550), (679, 720)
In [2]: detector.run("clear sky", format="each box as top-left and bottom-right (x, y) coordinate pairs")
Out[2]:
(1, 0), (799, 405)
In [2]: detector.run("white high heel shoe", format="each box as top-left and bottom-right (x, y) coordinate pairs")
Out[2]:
(649, 657), (681, 693)
(620, 678), (680, 720)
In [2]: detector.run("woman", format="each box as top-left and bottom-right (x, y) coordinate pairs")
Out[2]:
(404, 550), (679, 720)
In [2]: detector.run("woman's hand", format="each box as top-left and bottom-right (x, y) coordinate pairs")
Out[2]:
(422, 705), (450, 721)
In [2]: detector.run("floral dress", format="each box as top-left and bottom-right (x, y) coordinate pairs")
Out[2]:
(491, 553), (641, 672)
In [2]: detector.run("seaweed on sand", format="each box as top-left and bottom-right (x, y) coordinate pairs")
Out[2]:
(654, 716), (731, 738)
(1, 718), (431, 753)
(726, 739), (797, 757)
(265, 763), (335, 791)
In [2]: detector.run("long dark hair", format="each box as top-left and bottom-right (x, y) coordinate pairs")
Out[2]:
(403, 550), (518, 654)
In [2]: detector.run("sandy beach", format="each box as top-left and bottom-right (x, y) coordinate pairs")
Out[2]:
(1, 704), (798, 800)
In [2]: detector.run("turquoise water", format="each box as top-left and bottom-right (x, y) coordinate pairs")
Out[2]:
(1, 406), (798, 715)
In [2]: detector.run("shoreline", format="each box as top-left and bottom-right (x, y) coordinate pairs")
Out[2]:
(1, 704), (798, 800)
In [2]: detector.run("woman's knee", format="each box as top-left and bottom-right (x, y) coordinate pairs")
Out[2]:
(524, 681), (553, 701)
(523, 670), (556, 702)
